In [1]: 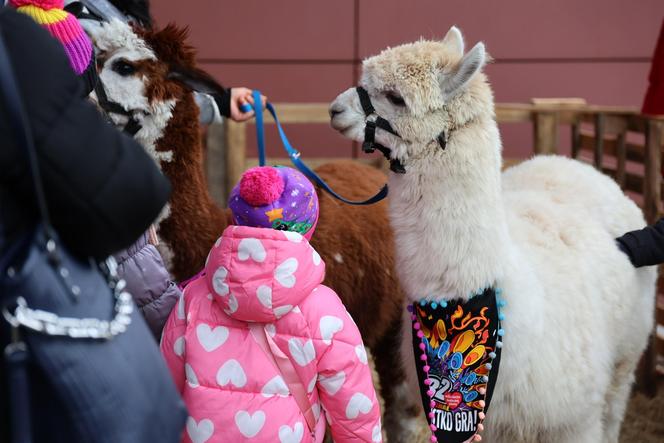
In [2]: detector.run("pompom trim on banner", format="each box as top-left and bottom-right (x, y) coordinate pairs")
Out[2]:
(409, 287), (505, 442)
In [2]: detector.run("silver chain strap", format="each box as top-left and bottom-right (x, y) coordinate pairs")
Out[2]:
(2, 257), (133, 340)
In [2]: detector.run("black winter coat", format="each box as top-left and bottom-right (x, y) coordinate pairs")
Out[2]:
(617, 218), (664, 268)
(0, 8), (174, 442)
(0, 7), (170, 260)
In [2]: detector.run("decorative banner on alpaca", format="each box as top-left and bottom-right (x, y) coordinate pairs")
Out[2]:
(411, 289), (503, 443)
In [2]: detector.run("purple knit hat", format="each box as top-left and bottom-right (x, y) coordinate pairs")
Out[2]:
(229, 166), (319, 239)
(10, 0), (98, 95)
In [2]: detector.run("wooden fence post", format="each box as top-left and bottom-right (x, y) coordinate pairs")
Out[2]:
(644, 119), (663, 223)
(615, 131), (627, 188)
(533, 111), (558, 155)
(571, 119), (582, 159)
(224, 119), (247, 197)
(593, 113), (605, 170)
(206, 122), (227, 206)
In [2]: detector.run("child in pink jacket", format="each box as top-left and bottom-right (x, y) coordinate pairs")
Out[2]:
(161, 166), (382, 442)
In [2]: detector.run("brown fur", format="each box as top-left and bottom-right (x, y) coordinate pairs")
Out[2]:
(141, 24), (197, 72)
(157, 93), (228, 280)
(129, 23), (411, 439)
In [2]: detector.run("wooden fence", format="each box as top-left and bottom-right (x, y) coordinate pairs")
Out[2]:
(207, 101), (664, 386)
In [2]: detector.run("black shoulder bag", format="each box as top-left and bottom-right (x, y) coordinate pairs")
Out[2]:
(0, 29), (187, 443)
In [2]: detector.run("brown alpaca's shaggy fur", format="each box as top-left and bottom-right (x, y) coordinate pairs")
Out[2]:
(119, 23), (412, 439)
(311, 161), (401, 345)
(157, 93), (231, 281)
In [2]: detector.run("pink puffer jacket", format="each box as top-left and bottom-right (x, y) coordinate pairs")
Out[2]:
(161, 225), (382, 442)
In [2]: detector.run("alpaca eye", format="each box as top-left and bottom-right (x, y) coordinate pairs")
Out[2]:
(386, 92), (406, 106)
(112, 60), (137, 77)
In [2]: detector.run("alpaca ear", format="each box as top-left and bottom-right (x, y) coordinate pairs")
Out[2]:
(440, 42), (486, 99)
(442, 26), (464, 58)
(167, 66), (226, 97)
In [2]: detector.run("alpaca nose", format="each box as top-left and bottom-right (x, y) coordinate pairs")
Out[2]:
(329, 107), (344, 118)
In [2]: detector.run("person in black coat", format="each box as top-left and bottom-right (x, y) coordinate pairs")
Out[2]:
(0, 6), (170, 259)
(617, 218), (664, 267)
(0, 7), (174, 442)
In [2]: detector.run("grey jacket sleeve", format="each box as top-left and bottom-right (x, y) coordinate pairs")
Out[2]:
(115, 234), (181, 339)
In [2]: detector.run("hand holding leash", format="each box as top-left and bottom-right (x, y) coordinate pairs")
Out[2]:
(231, 87), (267, 121)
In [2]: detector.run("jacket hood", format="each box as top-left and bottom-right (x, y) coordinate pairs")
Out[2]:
(205, 225), (325, 322)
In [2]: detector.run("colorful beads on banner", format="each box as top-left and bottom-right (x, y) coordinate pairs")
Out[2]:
(408, 287), (506, 443)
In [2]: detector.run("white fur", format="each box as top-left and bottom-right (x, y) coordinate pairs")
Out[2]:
(331, 28), (657, 443)
(441, 26), (464, 58)
(84, 19), (176, 165)
(84, 19), (156, 62)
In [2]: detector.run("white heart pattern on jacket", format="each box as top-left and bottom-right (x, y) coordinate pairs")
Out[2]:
(235, 410), (266, 438)
(273, 305), (293, 319)
(355, 345), (368, 365)
(346, 392), (373, 419)
(261, 375), (289, 398)
(238, 238), (267, 262)
(288, 338), (316, 366)
(312, 249), (321, 266)
(312, 403), (321, 421)
(212, 266), (229, 296)
(173, 336), (185, 357)
(224, 294), (239, 315)
(265, 323), (276, 337)
(279, 422), (304, 443)
(318, 371), (345, 395)
(177, 293), (185, 319)
(185, 363), (199, 388)
(307, 375), (317, 394)
(275, 257), (298, 288)
(319, 315), (343, 345)
(372, 421), (382, 442)
(186, 417), (214, 443)
(283, 231), (303, 243)
(256, 285), (272, 309)
(196, 324), (229, 352)
(216, 359), (247, 388)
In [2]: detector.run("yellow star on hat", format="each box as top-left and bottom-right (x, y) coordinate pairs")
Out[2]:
(265, 208), (284, 222)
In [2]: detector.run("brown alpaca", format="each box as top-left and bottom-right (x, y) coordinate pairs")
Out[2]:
(87, 19), (420, 440)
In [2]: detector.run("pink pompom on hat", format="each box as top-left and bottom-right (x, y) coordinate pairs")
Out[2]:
(229, 166), (319, 239)
(9, 0), (97, 94)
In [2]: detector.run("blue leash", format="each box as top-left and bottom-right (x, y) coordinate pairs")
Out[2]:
(250, 90), (388, 206)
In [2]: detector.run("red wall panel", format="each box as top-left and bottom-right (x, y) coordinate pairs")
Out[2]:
(200, 63), (355, 102)
(244, 124), (354, 160)
(152, 0), (355, 60)
(151, 1), (662, 159)
(358, 0), (662, 60)
(487, 62), (651, 105)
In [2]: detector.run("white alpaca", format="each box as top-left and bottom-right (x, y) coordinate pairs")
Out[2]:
(330, 27), (657, 443)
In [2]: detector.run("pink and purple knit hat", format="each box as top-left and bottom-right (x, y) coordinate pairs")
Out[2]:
(10, 0), (97, 95)
(229, 166), (319, 240)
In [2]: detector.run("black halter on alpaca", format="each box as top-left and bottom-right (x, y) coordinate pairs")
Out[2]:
(355, 86), (448, 174)
(355, 86), (406, 174)
(94, 80), (145, 136)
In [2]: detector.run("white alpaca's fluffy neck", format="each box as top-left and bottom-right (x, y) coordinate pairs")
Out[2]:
(388, 116), (510, 302)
